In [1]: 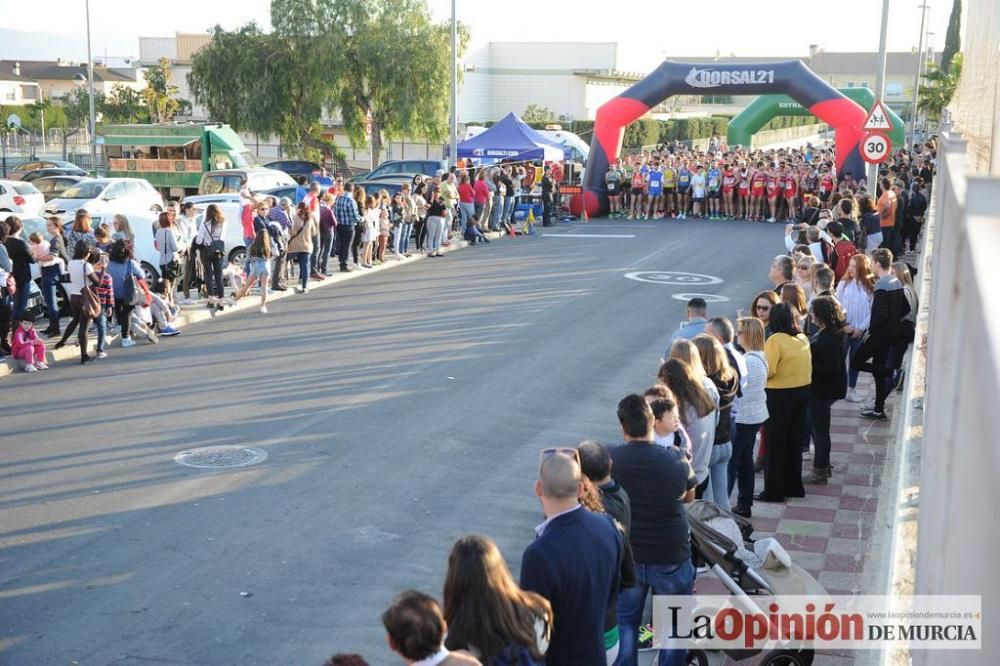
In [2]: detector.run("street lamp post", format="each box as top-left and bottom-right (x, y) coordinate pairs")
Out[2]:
(85, 0), (97, 171)
(869, 0), (891, 191)
(910, 2), (930, 150)
(449, 0), (458, 168)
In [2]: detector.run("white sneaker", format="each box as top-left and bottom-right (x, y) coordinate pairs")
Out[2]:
(121, 338), (136, 348)
(845, 388), (861, 403)
(35, 362), (49, 370)
(860, 400), (876, 411)
(259, 305), (268, 314)
(97, 351), (108, 359)
(24, 364), (37, 372)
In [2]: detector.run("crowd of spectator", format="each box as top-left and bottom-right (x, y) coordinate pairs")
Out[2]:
(311, 142), (930, 665)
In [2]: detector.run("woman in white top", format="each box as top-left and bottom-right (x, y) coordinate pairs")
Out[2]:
(195, 204), (228, 310)
(154, 212), (182, 309)
(836, 253), (875, 402)
(360, 195), (378, 268)
(54, 239), (100, 364)
(730, 317), (770, 517)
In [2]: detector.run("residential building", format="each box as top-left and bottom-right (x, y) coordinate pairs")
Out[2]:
(138, 33), (213, 119)
(0, 59), (143, 101)
(458, 42), (641, 123)
(0, 64), (41, 106)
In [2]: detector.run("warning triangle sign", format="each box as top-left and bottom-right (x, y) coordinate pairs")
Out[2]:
(863, 101), (893, 131)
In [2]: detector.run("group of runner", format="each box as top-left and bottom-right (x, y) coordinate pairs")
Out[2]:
(604, 144), (843, 223)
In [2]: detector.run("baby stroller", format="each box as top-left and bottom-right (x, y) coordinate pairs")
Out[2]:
(684, 500), (827, 665)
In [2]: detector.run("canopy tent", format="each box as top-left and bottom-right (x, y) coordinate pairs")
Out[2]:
(456, 112), (566, 162)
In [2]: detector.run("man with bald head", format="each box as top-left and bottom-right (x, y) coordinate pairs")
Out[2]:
(520, 449), (624, 665)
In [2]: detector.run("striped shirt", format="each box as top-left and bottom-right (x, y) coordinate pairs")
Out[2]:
(836, 279), (873, 331)
(95, 270), (114, 308)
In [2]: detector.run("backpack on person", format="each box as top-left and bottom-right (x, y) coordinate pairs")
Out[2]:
(831, 239), (859, 281)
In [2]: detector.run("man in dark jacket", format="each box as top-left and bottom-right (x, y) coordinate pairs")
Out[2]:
(609, 395), (697, 666)
(851, 248), (910, 420)
(520, 450), (623, 665)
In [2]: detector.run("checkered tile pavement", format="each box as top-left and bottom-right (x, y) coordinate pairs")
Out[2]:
(695, 374), (893, 665)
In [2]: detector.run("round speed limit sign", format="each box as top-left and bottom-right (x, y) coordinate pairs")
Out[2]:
(861, 131), (891, 164)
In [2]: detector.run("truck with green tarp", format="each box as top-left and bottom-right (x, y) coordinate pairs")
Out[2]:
(100, 123), (255, 197)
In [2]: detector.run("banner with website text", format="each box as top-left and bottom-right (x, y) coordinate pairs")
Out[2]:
(651, 595), (982, 651)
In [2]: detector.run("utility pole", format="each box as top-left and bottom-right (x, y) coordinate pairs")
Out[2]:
(910, 2), (930, 150)
(870, 0), (891, 192)
(449, 0), (458, 168)
(85, 0), (97, 171)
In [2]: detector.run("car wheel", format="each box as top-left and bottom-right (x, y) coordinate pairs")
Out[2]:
(228, 247), (246, 266)
(31, 278), (71, 318)
(140, 261), (160, 284)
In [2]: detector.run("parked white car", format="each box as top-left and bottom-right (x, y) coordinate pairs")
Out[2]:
(44, 178), (165, 218)
(182, 195), (247, 265)
(0, 179), (45, 217)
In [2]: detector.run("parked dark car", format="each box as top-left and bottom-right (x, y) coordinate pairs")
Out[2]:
(6, 160), (82, 180)
(21, 167), (87, 182)
(32, 175), (85, 201)
(263, 160), (326, 182)
(357, 159), (446, 181)
(259, 185), (300, 203)
(350, 178), (411, 198)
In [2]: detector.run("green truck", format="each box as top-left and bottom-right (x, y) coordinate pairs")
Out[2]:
(101, 123), (255, 197)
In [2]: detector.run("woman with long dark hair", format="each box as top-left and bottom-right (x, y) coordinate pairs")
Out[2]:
(759, 302), (811, 502)
(803, 296), (848, 484)
(859, 194), (882, 252)
(196, 204), (227, 311)
(443, 535), (551, 664)
(749, 290), (780, 337)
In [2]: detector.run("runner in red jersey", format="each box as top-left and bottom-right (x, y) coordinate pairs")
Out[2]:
(721, 165), (736, 219)
(819, 168), (835, 203)
(765, 168), (781, 222)
(783, 170), (799, 221)
(750, 165), (767, 221)
(738, 165), (751, 219)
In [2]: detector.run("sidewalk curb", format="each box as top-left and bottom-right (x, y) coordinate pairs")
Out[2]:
(0, 231), (506, 380)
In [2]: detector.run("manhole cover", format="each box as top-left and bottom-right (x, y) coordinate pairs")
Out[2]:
(624, 271), (724, 286)
(174, 446), (268, 469)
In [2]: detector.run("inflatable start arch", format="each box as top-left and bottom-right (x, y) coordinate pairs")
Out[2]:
(578, 60), (868, 217)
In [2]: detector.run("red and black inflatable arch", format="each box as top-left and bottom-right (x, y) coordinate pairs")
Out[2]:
(575, 60), (867, 217)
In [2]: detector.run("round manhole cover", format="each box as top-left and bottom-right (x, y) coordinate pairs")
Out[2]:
(174, 446), (268, 469)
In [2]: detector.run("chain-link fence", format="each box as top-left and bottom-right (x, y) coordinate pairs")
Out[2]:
(950, 0), (1000, 173)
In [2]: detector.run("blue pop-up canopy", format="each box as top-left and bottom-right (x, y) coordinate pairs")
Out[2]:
(457, 112), (566, 162)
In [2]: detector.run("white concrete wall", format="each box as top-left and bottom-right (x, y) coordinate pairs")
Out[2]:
(138, 37), (177, 65)
(913, 128), (1000, 665)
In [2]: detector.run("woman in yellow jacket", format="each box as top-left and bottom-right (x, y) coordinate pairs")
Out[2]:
(759, 302), (811, 502)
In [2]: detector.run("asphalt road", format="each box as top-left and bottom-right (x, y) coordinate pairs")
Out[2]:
(0, 217), (779, 666)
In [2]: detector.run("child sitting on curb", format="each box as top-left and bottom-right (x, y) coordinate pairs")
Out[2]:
(11, 313), (49, 372)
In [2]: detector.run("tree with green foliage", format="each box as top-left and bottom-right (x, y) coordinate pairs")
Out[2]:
(104, 84), (148, 124)
(523, 105), (554, 123)
(919, 53), (962, 120)
(189, 0), (467, 163)
(940, 0), (961, 74)
(142, 58), (181, 123)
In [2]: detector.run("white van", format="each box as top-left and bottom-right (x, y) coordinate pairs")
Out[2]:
(198, 168), (296, 196)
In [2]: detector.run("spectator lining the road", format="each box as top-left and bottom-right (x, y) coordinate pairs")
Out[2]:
(730, 316), (769, 517)
(382, 590), (481, 665)
(693, 334), (739, 507)
(54, 240), (100, 364)
(803, 296), (848, 485)
(11, 313), (47, 372)
(231, 229), (272, 314)
(443, 535), (551, 664)
(657, 356), (717, 497)
(197, 204), (227, 312)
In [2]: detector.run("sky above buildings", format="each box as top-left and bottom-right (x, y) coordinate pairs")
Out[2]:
(1, 0), (952, 68)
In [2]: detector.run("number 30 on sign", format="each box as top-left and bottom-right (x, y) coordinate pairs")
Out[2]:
(861, 131), (891, 164)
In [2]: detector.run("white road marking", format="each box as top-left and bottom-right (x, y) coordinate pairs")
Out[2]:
(551, 233), (636, 239)
(672, 293), (730, 303)
(624, 271), (724, 285)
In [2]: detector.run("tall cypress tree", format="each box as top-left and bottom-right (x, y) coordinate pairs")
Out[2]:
(940, 0), (962, 73)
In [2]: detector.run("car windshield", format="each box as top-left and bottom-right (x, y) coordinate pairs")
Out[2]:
(14, 184), (40, 195)
(60, 182), (106, 199)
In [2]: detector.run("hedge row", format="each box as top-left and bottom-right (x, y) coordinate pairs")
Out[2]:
(469, 114), (823, 149)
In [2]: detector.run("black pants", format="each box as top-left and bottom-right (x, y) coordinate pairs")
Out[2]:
(113, 298), (134, 340)
(182, 246), (200, 298)
(903, 216), (923, 252)
(0, 295), (12, 354)
(271, 251), (287, 289)
(335, 224), (356, 270)
(851, 337), (892, 412)
(809, 394), (835, 470)
(351, 224), (363, 265)
(201, 250), (225, 299)
(310, 233), (321, 273)
(58, 294), (92, 359)
(542, 199), (552, 226)
(414, 218), (427, 250)
(761, 386), (809, 501)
